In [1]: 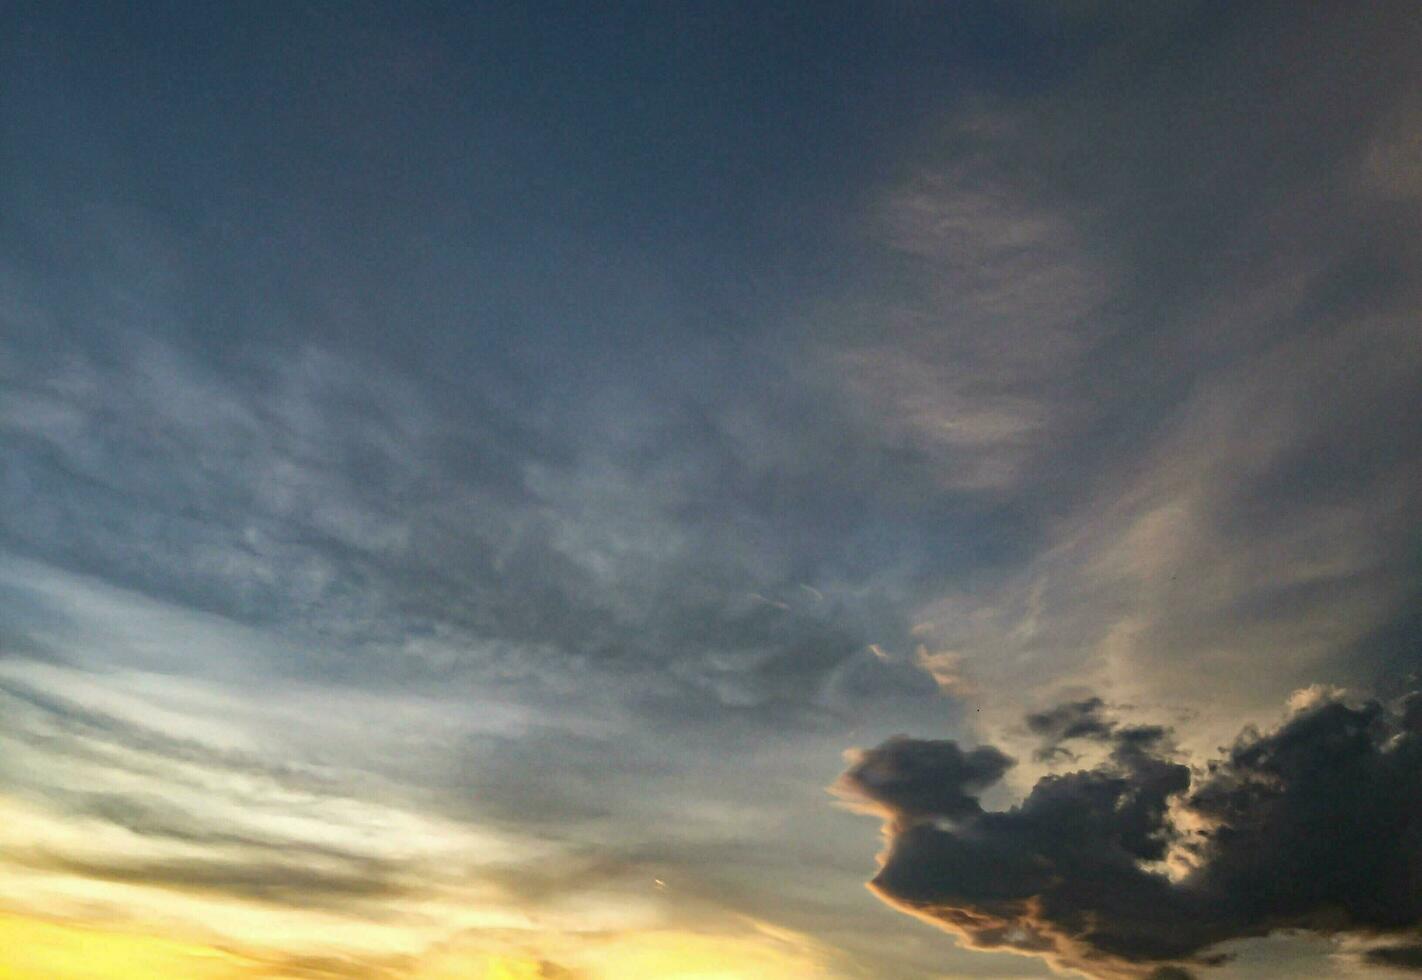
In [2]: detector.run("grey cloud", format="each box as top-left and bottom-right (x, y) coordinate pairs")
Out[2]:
(12, 849), (412, 911)
(1403, 692), (1422, 733)
(1366, 944), (1422, 972)
(1024, 697), (1112, 742)
(1145, 970), (1197, 980)
(1024, 697), (1114, 760)
(1024, 697), (1171, 764)
(54, 790), (391, 869)
(840, 690), (1422, 978)
(0, 325), (943, 729)
(837, 737), (1014, 826)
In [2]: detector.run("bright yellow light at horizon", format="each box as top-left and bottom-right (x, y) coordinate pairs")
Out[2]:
(0, 911), (828, 980)
(0, 913), (253, 980)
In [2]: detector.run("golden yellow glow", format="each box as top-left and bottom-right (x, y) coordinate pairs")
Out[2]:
(0, 788), (825, 980)
(0, 910), (828, 980)
(0, 912), (252, 980)
(569, 928), (827, 978)
(416, 926), (828, 980)
(469, 958), (551, 980)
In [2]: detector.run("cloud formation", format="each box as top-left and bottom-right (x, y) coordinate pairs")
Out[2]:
(3, 3), (1421, 977)
(839, 690), (1422, 978)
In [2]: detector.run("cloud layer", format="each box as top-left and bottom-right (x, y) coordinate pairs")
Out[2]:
(840, 691), (1422, 977)
(2, 3), (1421, 977)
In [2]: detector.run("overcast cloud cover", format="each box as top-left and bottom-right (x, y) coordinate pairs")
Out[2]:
(2, 2), (1421, 978)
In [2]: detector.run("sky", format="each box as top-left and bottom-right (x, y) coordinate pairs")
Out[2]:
(1, 2), (1421, 978)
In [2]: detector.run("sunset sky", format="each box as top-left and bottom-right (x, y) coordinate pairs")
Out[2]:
(3, 3), (1422, 978)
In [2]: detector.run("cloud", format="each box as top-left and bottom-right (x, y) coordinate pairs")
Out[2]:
(837, 737), (1014, 827)
(3, 4), (1421, 978)
(1366, 943), (1422, 972)
(12, 849), (412, 910)
(1023, 697), (1115, 759)
(828, 114), (1112, 494)
(839, 689), (1422, 978)
(885, 2), (1422, 748)
(0, 556), (962, 977)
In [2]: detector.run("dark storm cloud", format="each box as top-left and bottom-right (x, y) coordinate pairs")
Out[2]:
(839, 691), (1422, 978)
(837, 737), (1014, 826)
(1366, 944), (1422, 971)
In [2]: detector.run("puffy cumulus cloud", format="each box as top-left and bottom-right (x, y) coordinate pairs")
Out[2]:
(838, 689), (1422, 979)
(837, 737), (1014, 828)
